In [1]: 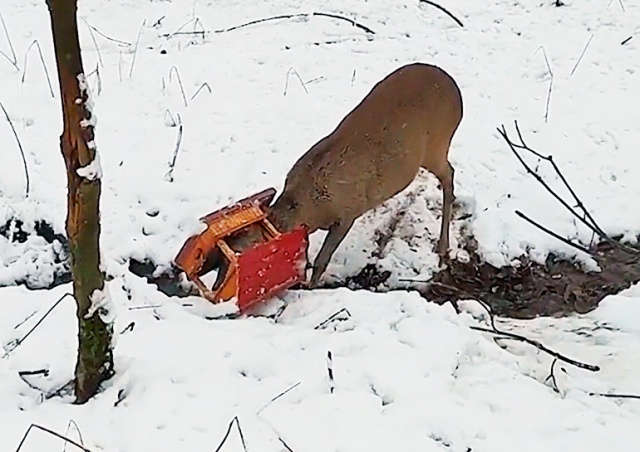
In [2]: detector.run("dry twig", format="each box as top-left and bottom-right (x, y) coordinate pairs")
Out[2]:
(0, 97), (30, 197)
(418, 0), (464, 27)
(15, 424), (91, 452)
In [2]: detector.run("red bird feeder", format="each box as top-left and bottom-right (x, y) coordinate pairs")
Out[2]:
(174, 188), (309, 314)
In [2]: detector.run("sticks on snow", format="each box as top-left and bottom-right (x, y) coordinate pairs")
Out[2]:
(22, 40), (55, 98)
(470, 298), (600, 372)
(418, 0), (464, 28)
(166, 12), (376, 37)
(535, 46), (553, 123)
(498, 121), (639, 257)
(15, 423), (91, 452)
(0, 12), (18, 70)
(213, 416), (248, 452)
(0, 97), (30, 198)
(3, 293), (72, 359)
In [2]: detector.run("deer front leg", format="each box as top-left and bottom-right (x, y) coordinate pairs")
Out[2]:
(308, 220), (354, 288)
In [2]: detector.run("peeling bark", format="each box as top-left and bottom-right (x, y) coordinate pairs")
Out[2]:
(46, 0), (114, 404)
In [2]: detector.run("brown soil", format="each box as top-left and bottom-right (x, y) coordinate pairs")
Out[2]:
(338, 239), (640, 319)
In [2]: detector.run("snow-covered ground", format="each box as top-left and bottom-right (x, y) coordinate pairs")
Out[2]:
(1, 0), (640, 450)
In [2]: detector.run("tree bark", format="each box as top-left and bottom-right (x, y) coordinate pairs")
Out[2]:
(46, 0), (114, 404)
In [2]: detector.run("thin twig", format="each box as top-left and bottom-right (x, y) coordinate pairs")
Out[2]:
(83, 21), (104, 68)
(22, 40), (55, 98)
(62, 420), (85, 452)
(570, 34), (594, 76)
(165, 113), (183, 182)
(168, 66), (188, 106)
(0, 98), (30, 198)
(499, 122), (639, 255)
(256, 381), (302, 415)
(621, 36), (632, 45)
(283, 67), (308, 96)
(418, 0), (464, 27)
(515, 210), (594, 255)
(15, 424), (91, 452)
(0, 12), (18, 70)
(589, 392), (640, 400)
(128, 20), (146, 78)
(214, 12), (375, 35)
(470, 299), (600, 372)
(544, 358), (561, 393)
(534, 46), (553, 122)
(189, 82), (212, 101)
(3, 293), (72, 358)
(278, 437), (295, 451)
(213, 417), (248, 452)
(314, 307), (352, 329)
(81, 19), (131, 46)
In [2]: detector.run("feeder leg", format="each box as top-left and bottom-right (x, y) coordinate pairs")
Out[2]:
(309, 219), (354, 288)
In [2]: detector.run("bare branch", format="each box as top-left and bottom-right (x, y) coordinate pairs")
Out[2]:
(189, 82), (212, 101)
(514, 210), (594, 256)
(498, 122), (639, 255)
(418, 0), (464, 27)
(284, 67), (308, 96)
(256, 381), (302, 415)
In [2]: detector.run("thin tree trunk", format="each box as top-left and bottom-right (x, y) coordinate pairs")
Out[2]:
(46, 0), (114, 404)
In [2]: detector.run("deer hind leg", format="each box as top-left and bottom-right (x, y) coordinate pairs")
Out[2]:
(432, 160), (455, 264)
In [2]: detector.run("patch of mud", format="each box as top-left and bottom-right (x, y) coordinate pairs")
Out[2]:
(340, 239), (640, 320)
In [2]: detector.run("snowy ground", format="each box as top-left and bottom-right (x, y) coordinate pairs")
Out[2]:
(1, 0), (640, 450)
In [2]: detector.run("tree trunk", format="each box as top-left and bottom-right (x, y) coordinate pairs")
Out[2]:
(46, 0), (114, 404)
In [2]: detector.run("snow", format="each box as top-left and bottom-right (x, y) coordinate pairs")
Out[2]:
(76, 151), (103, 181)
(1, 0), (640, 450)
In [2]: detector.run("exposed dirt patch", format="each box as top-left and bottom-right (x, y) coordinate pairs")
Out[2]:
(340, 239), (640, 319)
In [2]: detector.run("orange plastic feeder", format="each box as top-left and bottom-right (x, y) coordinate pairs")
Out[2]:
(174, 188), (309, 314)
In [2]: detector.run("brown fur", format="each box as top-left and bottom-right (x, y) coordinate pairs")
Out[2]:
(214, 62), (463, 288)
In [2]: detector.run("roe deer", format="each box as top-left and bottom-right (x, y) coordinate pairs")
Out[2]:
(213, 62), (463, 289)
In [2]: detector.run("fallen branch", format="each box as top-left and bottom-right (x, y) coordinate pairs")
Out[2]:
(590, 392), (640, 400)
(213, 12), (375, 35)
(283, 67), (308, 96)
(0, 97), (30, 198)
(314, 307), (352, 329)
(256, 381), (301, 416)
(81, 19), (132, 46)
(621, 35), (633, 45)
(418, 0), (464, 27)
(470, 298), (600, 372)
(15, 424), (91, 452)
(544, 358), (562, 393)
(3, 293), (72, 358)
(498, 122), (639, 256)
